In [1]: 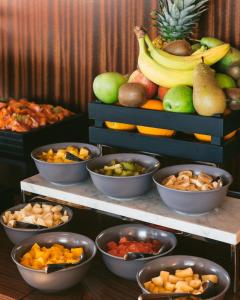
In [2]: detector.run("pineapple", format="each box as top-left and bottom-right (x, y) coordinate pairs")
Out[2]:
(152, 0), (209, 49)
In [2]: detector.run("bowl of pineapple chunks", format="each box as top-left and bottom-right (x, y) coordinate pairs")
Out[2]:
(87, 153), (160, 200)
(31, 142), (101, 185)
(137, 255), (230, 300)
(11, 231), (96, 293)
(0, 202), (73, 244)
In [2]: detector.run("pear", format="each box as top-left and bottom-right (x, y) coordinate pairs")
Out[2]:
(193, 63), (226, 116)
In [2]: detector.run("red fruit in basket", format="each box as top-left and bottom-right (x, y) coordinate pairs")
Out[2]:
(128, 69), (158, 98)
(158, 86), (169, 100)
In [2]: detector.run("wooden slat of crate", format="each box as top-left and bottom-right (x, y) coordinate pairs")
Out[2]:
(89, 102), (240, 136)
(89, 127), (228, 163)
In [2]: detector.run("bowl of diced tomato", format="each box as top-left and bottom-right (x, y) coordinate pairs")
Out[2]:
(95, 224), (177, 280)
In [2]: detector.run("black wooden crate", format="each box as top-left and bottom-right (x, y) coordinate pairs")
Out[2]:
(0, 113), (88, 159)
(88, 101), (240, 164)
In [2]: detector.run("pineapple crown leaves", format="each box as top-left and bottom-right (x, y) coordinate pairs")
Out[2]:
(152, 0), (209, 41)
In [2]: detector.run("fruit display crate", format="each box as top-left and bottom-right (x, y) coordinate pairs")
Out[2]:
(0, 113), (88, 159)
(88, 101), (240, 164)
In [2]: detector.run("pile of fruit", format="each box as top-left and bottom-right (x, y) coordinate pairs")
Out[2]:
(162, 170), (223, 192)
(144, 267), (218, 295)
(94, 160), (146, 176)
(106, 236), (161, 258)
(20, 243), (83, 270)
(93, 0), (240, 142)
(37, 146), (91, 163)
(2, 203), (69, 228)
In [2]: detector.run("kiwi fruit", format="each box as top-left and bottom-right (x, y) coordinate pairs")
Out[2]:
(226, 63), (240, 80)
(118, 83), (146, 107)
(163, 40), (192, 56)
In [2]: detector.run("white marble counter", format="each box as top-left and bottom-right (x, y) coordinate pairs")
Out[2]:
(21, 175), (240, 245)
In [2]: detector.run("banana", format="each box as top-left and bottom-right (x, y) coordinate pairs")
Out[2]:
(144, 34), (230, 71)
(191, 46), (206, 56)
(135, 27), (193, 87)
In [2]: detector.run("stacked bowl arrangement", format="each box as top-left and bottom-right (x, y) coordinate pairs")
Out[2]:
(9, 141), (230, 297)
(1, 190), (231, 298)
(30, 142), (233, 214)
(0, 204), (231, 298)
(1, 207), (231, 299)
(1, 1), (238, 297)
(1, 200), (96, 292)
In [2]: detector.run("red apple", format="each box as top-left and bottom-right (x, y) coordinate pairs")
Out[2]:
(128, 69), (158, 99)
(158, 86), (169, 100)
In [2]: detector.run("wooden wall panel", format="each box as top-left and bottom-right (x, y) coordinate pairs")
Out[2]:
(0, 0), (240, 111)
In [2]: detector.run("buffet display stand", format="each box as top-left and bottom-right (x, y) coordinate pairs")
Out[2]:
(21, 175), (240, 293)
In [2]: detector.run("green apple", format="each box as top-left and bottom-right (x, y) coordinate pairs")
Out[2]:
(215, 73), (236, 89)
(163, 85), (194, 113)
(93, 72), (127, 104)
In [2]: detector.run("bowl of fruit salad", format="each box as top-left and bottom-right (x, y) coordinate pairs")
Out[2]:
(31, 142), (101, 185)
(86, 153), (160, 200)
(95, 224), (177, 280)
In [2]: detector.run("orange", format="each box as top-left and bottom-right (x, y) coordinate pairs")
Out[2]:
(105, 121), (136, 131)
(136, 100), (175, 137)
(194, 130), (237, 142)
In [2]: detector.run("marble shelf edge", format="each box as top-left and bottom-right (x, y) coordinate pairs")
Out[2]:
(20, 176), (240, 246)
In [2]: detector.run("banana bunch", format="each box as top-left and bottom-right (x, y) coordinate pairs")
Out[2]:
(134, 27), (230, 88)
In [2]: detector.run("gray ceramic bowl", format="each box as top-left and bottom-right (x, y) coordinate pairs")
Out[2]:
(11, 232), (97, 293)
(0, 202), (73, 244)
(31, 142), (101, 185)
(95, 224), (177, 280)
(153, 164), (232, 215)
(87, 153), (160, 200)
(137, 255), (230, 300)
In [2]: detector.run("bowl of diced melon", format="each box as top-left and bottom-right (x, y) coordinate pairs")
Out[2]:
(11, 231), (96, 292)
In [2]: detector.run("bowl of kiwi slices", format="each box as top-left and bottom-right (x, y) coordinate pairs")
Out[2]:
(86, 153), (160, 200)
